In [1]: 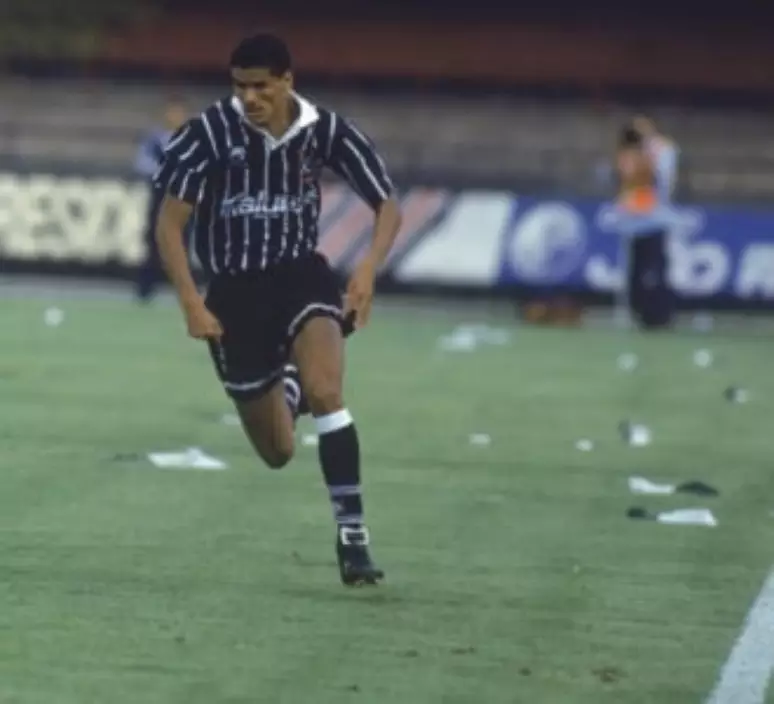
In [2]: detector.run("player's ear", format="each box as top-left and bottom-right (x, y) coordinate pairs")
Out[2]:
(282, 71), (294, 91)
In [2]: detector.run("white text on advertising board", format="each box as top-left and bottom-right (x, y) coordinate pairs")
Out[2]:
(0, 172), (147, 264)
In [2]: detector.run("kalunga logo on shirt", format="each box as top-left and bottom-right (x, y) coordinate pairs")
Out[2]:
(219, 189), (317, 219)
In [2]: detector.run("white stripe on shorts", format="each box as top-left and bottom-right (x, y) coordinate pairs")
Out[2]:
(223, 368), (283, 393)
(286, 303), (343, 341)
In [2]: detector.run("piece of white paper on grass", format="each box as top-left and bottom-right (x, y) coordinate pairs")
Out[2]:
(629, 424), (652, 447)
(469, 433), (491, 446)
(617, 353), (639, 372)
(437, 324), (511, 352)
(629, 476), (720, 498)
(628, 506), (719, 527)
(693, 348), (714, 368)
(628, 476), (676, 495)
(44, 307), (65, 327)
(147, 447), (228, 471)
(656, 508), (718, 527)
(620, 422), (652, 447)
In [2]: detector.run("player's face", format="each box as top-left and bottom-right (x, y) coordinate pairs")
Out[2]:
(231, 67), (292, 127)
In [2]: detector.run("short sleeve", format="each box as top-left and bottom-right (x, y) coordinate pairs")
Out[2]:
(152, 119), (213, 205)
(324, 113), (394, 210)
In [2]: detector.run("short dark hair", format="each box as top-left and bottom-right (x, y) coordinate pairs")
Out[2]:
(619, 123), (643, 148)
(229, 33), (292, 76)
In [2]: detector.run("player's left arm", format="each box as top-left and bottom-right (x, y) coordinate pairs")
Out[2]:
(326, 115), (402, 327)
(326, 116), (402, 270)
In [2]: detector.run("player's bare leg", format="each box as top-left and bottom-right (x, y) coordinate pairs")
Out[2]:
(234, 382), (295, 469)
(282, 311), (356, 418)
(292, 315), (384, 586)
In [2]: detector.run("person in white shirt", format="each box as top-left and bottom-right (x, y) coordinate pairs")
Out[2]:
(632, 115), (680, 202)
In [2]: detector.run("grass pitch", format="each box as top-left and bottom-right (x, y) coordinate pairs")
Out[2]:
(1, 293), (774, 704)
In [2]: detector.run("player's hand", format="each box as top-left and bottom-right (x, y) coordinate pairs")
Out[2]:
(345, 257), (376, 329)
(183, 297), (223, 340)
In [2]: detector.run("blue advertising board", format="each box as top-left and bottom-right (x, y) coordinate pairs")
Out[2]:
(495, 196), (774, 301)
(0, 165), (771, 307)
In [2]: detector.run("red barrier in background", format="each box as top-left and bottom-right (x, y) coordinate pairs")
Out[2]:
(100, 14), (774, 93)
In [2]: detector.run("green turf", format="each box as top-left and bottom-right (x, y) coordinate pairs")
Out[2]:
(1, 296), (773, 703)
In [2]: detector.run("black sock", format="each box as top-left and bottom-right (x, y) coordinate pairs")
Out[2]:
(282, 365), (301, 419)
(315, 409), (364, 527)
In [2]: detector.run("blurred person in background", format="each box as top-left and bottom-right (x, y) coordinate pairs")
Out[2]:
(632, 115), (680, 202)
(134, 98), (187, 302)
(614, 122), (674, 329)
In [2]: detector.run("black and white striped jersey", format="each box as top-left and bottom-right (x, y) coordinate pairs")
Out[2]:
(152, 93), (393, 275)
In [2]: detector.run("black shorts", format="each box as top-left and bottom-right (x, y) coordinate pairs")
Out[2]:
(205, 253), (345, 401)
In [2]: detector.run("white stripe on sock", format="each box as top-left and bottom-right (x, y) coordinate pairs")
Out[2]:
(329, 484), (361, 498)
(315, 409), (353, 435)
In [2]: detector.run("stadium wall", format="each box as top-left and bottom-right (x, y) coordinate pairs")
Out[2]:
(0, 167), (772, 310)
(96, 15), (774, 95)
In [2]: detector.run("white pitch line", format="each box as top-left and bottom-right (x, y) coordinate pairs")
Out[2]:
(706, 568), (774, 704)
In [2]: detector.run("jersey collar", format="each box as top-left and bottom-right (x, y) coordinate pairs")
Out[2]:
(231, 92), (319, 150)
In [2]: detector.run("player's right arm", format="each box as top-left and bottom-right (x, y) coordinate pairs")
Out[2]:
(154, 120), (222, 340)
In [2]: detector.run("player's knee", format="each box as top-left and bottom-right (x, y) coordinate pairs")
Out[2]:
(261, 436), (294, 469)
(305, 382), (343, 416)
(263, 447), (293, 469)
(250, 428), (295, 469)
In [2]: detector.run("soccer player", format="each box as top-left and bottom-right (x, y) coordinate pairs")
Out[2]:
(153, 34), (402, 585)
